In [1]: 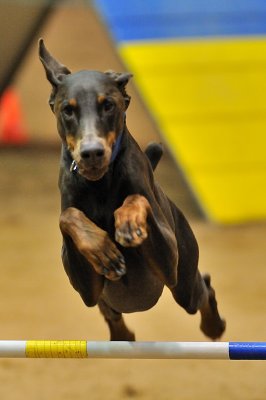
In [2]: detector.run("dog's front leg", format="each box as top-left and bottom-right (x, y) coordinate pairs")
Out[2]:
(114, 195), (150, 247)
(114, 195), (178, 287)
(60, 207), (126, 281)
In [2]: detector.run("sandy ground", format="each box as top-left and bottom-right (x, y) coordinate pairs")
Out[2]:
(0, 148), (266, 400)
(1, 4), (266, 400)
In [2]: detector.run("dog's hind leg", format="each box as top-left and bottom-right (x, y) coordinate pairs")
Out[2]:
(172, 269), (226, 340)
(199, 274), (226, 340)
(170, 210), (225, 340)
(98, 298), (135, 341)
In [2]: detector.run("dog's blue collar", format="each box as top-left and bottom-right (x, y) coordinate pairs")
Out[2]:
(70, 131), (123, 174)
(110, 131), (123, 163)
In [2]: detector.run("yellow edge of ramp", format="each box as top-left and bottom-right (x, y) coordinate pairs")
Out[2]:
(119, 37), (266, 223)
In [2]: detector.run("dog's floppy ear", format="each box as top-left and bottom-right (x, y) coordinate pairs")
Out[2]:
(39, 39), (71, 111)
(105, 71), (133, 109)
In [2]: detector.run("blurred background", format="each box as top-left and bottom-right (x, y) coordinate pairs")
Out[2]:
(0, 1), (265, 399)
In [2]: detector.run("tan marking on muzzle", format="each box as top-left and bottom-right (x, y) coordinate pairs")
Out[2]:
(106, 131), (116, 148)
(66, 134), (78, 152)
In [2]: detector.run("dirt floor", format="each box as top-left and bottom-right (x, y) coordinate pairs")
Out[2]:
(0, 148), (266, 400)
(0, 3), (266, 400)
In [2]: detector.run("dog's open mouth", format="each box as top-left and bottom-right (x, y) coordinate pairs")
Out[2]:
(77, 163), (109, 181)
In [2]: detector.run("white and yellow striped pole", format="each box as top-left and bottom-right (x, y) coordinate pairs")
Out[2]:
(0, 341), (265, 360)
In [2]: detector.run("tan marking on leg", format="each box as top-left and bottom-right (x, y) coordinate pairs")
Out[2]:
(59, 207), (126, 280)
(114, 195), (151, 247)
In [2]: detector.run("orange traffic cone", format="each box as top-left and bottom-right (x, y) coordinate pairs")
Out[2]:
(0, 88), (29, 145)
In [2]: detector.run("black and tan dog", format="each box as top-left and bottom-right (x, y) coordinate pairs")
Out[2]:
(39, 39), (225, 341)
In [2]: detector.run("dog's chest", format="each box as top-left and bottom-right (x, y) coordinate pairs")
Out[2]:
(86, 198), (112, 229)
(63, 168), (122, 232)
(75, 188), (115, 232)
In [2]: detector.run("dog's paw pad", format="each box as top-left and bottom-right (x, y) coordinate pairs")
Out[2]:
(101, 255), (126, 281)
(115, 224), (147, 247)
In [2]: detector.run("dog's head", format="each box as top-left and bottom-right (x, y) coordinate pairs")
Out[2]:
(39, 39), (132, 181)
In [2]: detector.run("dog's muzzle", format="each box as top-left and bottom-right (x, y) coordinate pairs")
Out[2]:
(70, 133), (123, 181)
(80, 142), (105, 163)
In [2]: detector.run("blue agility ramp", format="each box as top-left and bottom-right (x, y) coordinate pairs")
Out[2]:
(94, 0), (266, 42)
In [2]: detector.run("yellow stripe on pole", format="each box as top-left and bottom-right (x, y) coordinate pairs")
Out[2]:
(25, 341), (87, 358)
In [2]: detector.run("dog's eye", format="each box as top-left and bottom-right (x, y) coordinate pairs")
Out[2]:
(103, 99), (115, 113)
(62, 105), (74, 118)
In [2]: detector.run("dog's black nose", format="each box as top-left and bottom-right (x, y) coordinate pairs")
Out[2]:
(80, 143), (105, 160)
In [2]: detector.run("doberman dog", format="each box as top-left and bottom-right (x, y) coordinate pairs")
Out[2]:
(39, 39), (225, 341)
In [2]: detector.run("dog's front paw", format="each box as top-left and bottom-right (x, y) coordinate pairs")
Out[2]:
(60, 208), (126, 281)
(114, 195), (150, 247)
(79, 233), (126, 281)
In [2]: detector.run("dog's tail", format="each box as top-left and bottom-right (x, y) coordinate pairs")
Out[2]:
(145, 142), (163, 171)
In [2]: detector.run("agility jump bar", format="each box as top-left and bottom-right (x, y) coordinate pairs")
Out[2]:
(0, 341), (265, 360)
